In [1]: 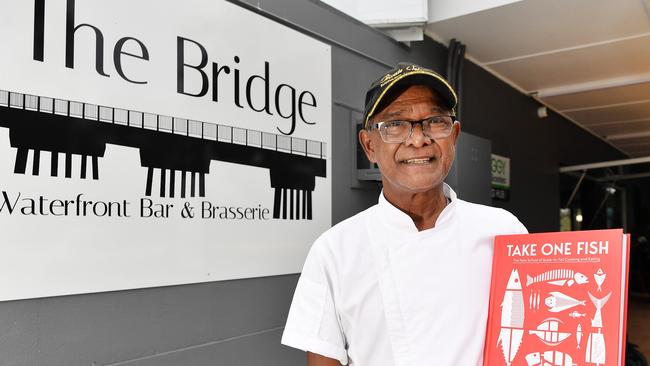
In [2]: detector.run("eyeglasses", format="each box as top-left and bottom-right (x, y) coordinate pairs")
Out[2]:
(369, 115), (456, 143)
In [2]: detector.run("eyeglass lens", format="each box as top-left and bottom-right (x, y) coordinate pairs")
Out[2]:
(379, 116), (453, 143)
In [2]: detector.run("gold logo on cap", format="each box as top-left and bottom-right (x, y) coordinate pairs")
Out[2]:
(379, 65), (424, 87)
(380, 69), (404, 86)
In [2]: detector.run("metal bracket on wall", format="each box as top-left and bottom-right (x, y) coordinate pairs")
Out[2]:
(559, 156), (650, 173)
(564, 169), (587, 209)
(560, 155), (650, 184)
(559, 156), (650, 231)
(559, 156), (650, 193)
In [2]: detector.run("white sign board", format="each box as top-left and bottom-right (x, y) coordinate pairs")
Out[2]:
(0, 0), (332, 301)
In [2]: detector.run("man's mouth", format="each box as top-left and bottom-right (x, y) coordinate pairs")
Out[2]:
(401, 157), (434, 164)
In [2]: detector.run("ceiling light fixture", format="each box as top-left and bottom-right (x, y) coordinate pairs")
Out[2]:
(606, 131), (650, 140)
(535, 72), (650, 98)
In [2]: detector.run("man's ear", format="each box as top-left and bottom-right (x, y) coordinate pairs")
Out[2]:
(358, 129), (378, 163)
(450, 120), (461, 145)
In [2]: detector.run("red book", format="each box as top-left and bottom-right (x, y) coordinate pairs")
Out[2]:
(483, 229), (630, 366)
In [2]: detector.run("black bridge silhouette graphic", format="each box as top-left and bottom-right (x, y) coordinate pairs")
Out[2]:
(0, 90), (326, 220)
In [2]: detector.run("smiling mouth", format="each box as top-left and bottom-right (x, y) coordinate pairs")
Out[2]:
(401, 158), (434, 164)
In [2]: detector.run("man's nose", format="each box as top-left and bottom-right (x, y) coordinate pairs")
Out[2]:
(404, 122), (431, 147)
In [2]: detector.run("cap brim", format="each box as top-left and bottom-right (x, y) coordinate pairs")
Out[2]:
(364, 70), (457, 128)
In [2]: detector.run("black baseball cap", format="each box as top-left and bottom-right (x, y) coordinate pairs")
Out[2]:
(362, 62), (457, 129)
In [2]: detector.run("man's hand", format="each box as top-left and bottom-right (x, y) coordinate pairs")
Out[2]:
(307, 352), (341, 366)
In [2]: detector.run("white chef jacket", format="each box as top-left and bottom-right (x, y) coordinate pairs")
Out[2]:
(281, 185), (527, 366)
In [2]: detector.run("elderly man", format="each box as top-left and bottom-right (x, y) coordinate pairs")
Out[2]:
(281, 63), (527, 366)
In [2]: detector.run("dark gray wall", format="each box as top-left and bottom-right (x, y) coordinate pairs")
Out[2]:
(0, 276), (300, 366)
(0, 0), (626, 365)
(460, 61), (626, 232)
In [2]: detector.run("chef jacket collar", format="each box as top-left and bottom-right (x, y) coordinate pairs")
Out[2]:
(375, 183), (457, 235)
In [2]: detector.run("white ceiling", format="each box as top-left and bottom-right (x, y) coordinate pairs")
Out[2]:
(426, 0), (650, 157)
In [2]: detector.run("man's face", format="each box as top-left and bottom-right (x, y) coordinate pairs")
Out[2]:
(359, 85), (460, 197)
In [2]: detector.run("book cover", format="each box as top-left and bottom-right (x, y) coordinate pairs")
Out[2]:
(483, 229), (629, 366)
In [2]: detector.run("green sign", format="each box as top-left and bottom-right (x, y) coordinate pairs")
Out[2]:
(491, 154), (510, 189)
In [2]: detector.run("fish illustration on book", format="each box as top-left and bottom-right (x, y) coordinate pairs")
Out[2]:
(576, 324), (582, 349)
(585, 292), (611, 365)
(568, 311), (585, 318)
(529, 291), (541, 311)
(525, 351), (577, 366)
(498, 269), (525, 366)
(526, 269), (588, 287)
(586, 328), (606, 365)
(588, 291), (612, 328)
(528, 318), (571, 346)
(545, 292), (586, 313)
(594, 268), (606, 292)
